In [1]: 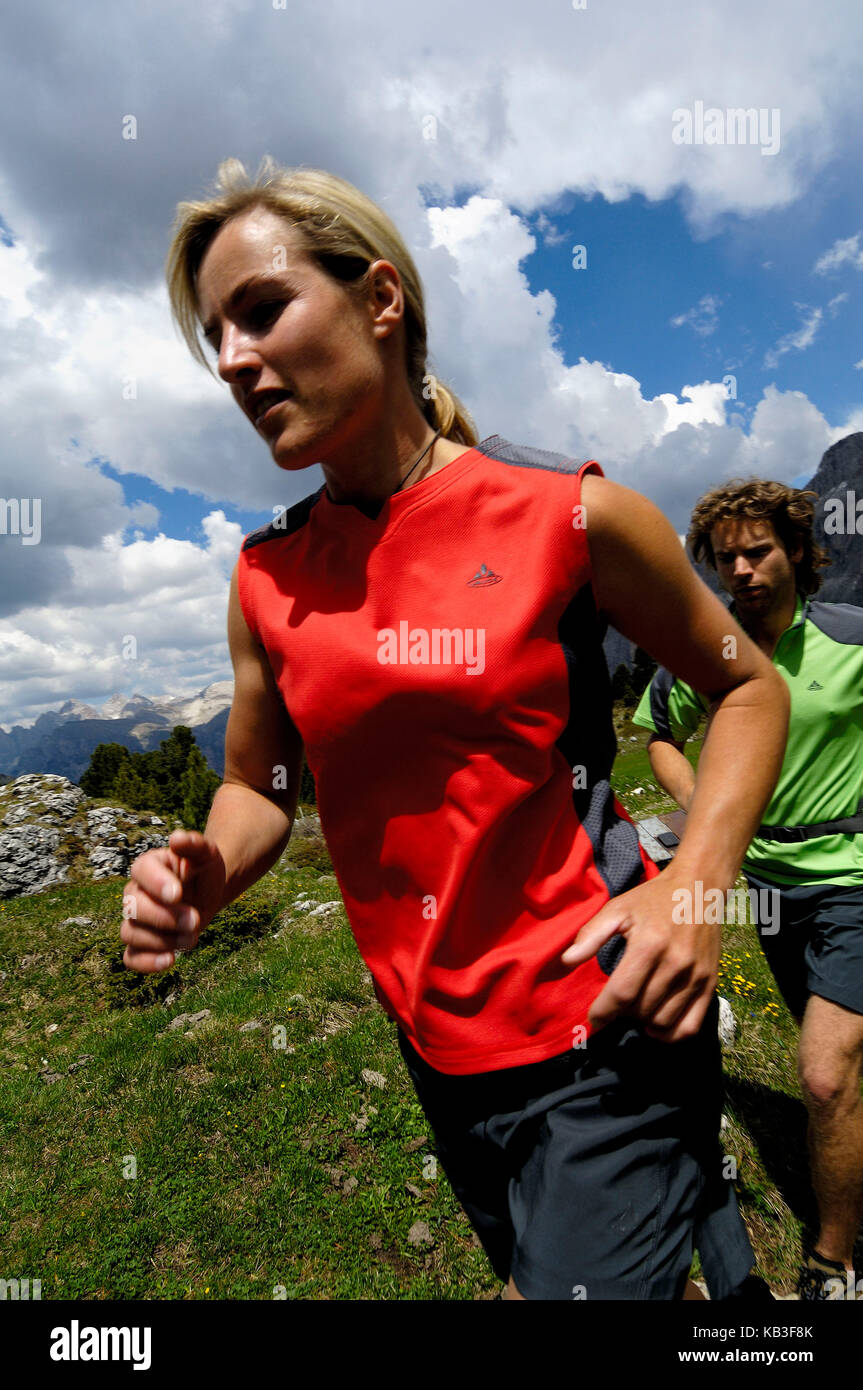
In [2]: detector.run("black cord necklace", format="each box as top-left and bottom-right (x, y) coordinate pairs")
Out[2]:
(391, 428), (442, 496)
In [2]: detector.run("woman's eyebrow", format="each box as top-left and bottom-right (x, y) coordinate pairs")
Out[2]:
(200, 273), (287, 337)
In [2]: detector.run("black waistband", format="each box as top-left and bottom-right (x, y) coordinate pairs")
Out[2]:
(757, 797), (863, 843)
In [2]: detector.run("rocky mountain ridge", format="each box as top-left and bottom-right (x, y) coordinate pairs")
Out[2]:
(0, 683), (233, 783)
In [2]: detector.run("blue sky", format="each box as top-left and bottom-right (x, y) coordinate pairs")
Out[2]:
(103, 177), (862, 548)
(1, 0), (862, 728)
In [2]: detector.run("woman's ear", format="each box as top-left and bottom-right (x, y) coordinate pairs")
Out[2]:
(367, 260), (403, 340)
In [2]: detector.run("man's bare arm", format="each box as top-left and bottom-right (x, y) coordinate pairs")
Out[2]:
(646, 734), (696, 813)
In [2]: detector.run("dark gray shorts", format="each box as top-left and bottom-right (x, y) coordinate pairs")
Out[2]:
(396, 993), (753, 1299)
(744, 870), (863, 1020)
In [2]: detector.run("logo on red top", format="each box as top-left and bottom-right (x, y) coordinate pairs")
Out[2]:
(467, 563), (502, 586)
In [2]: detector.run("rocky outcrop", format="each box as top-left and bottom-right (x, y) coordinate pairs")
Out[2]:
(0, 773), (173, 900)
(804, 432), (863, 607)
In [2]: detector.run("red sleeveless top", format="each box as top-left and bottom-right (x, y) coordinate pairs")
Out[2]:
(237, 435), (658, 1073)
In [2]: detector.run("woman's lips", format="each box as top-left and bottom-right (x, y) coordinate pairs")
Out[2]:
(257, 395), (293, 428)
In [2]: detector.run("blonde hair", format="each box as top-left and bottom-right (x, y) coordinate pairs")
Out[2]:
(165, 156), (478, 446)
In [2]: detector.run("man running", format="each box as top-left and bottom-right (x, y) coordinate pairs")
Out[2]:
(633, 477), (863, 1300)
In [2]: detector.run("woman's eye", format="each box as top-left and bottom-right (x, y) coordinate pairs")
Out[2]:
(250, 300), (282, 327)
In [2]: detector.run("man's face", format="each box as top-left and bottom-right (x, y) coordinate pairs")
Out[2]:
(710, 516), (802, 619)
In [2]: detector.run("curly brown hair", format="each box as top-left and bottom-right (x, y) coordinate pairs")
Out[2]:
(686, 477), (831, 596)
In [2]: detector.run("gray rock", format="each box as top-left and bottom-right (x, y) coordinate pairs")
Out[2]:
(308, 901), (340, 917)
(290, 811), (323, 839)
(361, 1068), (386, 1089)
(163, 1009), (211, 1034)
(0, 774), (169, 899)
(0, 824), (66, 897)
(354, 1102), (378, 1133)
(239, 1020), (262, 1033)
(718, 996), (736, 1047)
(66, 1053), (94, 1073)
(89, 846), (130, 879)
(407, 1220), (433, 1247)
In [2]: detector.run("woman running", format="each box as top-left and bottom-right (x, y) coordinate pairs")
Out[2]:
(121, 157), (789, 1300)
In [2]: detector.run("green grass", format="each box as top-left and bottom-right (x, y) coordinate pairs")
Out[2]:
(1, 729), (851, 1299)
(0, 860), (496, 1300)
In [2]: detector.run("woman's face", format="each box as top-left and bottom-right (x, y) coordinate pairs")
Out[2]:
(195, 205), (393, 471)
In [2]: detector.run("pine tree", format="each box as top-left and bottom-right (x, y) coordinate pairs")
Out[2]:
(150, 727), (196, 811)
(300, 757), (317, 807)
(611, 663), (636, 706)
(180, 744), (220, 832)
(631, 646), (658, 698)
(79, 742), (133, 798)
(111, 761), (149, 811)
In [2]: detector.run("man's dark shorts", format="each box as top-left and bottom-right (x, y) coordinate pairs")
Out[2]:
(396, 993), (753, 1300)
(744, 870), (863, 1020)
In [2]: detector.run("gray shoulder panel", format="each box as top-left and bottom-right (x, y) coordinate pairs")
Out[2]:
(648, 667), (676, 739)
(475, 434), (589, 475)
(241, 486), (325, 552)
(807, 601), (863, 647)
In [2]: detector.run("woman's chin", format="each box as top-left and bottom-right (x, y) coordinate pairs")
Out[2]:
(269, 437), (321, 473)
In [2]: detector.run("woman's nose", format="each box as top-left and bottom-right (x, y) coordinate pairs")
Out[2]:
(217, 324), (259, 381)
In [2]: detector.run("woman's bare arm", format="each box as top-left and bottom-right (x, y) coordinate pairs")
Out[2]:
(120, 560), (303, 973)
(561, 473), (789, 1040)
(212, 559), (304, 903)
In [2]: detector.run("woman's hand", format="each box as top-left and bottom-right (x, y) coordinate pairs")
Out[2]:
(561, 869), (722, 1041)
(120, 828), (227, 973)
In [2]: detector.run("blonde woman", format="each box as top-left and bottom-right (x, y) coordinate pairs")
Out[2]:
(120, 157), (789, 1300)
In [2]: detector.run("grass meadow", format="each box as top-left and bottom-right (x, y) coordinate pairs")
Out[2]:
(1, 719), (848, 1299)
